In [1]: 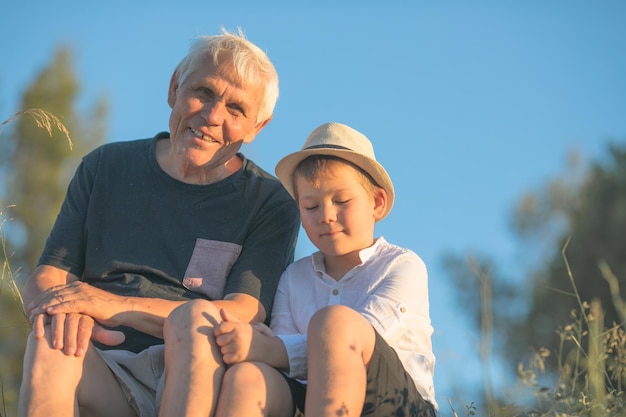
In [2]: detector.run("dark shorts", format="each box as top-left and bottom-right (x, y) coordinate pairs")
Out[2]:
(284, 330), (436, 417)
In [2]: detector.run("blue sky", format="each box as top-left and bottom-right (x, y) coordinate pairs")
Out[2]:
(2, 0), (626, 411)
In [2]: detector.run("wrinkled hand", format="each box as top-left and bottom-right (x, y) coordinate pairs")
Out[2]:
(28, 281), (126, 355)
(214, 309), (265, 365)
(28, 281), (123, 327)
(30, 312), (125, 357)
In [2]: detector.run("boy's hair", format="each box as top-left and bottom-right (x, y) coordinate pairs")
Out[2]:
(293, 155), (383, 201)
(275, 122), (394, 219)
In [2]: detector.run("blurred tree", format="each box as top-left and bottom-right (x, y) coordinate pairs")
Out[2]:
(0, 288), (29, 417)
(0, 45), (107, 417)
(524, 145), (626, 374)
(0, 46), (107, 281)
(445, 142), (626, 404)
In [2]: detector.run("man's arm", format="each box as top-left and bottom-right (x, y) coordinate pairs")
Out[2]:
(27, 275), (264, 344)
(26, 265), (186, 355)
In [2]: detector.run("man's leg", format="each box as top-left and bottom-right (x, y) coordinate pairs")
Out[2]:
(158, 299), (225, 417)
(304, 305), (376, 417)
(19, 327), (136, 417)
(214, 362), (294, 417)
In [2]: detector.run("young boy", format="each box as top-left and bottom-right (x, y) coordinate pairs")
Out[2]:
(213, 122), (437, 417)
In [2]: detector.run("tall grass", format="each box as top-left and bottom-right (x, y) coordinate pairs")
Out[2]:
(0, 109), (73, 417)
(1, 108), (72, 305)
(447, 239), (626, 417)
(0, 109), (72, 150)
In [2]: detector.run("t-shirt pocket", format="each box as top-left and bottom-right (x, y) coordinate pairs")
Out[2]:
(182, 238), (243, 299)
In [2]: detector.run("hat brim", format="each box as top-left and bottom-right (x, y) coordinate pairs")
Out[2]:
(275, 148), (395, 220)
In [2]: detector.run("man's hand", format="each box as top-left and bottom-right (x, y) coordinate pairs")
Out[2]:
(30, 312), (125, 357)
(28, 281), (124, 328)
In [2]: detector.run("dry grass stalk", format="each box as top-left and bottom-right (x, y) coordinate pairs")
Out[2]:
(600, 260), (626, 326)
(588, 299), (606, 417)
(1, 208), (25, 319)
(0, 109), (73, 150)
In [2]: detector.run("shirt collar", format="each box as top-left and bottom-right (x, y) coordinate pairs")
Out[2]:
(311, 237), (387, 275)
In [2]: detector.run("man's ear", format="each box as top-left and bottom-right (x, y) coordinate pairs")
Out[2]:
(167, 71), (179, 109)
(373, 188), (388, 221)
(243, 114), (273, 144)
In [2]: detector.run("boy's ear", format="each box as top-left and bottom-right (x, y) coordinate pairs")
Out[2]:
(373, 188), (388, 221)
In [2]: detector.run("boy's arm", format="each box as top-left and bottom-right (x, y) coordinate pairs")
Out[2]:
(359, 253), (431, 345)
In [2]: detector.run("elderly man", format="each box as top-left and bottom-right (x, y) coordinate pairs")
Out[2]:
(19, 29), (299, 417)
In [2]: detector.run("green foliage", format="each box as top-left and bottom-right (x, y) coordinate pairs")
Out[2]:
(510, 300), (626, 417)
(0, 108), (77, 417)
(0, 46), (107, 280)
(0, 287), (29, 417)
(526, 144), (626, 376)
(446, 266), (626, 417)
(1, 205), (30, 417)
(445, 143), (626, 414)
(0, 45), (107, 417)
(445, 141), (626, 410)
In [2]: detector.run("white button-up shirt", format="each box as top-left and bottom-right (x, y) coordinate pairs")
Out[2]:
(271, 237), (437, 409)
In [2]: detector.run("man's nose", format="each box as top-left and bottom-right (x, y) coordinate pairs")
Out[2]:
(202, 99), (225, 125)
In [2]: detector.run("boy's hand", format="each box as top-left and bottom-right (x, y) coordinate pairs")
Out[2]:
(215, 308), (263, 364)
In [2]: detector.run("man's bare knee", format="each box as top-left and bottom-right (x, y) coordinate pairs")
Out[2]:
(164, 299), (220, 339)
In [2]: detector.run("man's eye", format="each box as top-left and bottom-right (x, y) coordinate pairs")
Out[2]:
(197, 88), (214, 99)
(227, 105), (244, 116)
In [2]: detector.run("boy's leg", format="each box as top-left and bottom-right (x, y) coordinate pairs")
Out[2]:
(362, 332), (436, 417)
(305, 305), (376, 417)
(158, 299), (225, 417)
(305, 305), (437, 417)
(214, 362), (294, 417)
(19, 327), (136, 417)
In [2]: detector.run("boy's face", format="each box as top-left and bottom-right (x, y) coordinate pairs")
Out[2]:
(295, 163), (387, 265)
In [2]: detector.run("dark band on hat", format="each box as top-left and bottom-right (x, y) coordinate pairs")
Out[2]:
(305, 144), (352, 151)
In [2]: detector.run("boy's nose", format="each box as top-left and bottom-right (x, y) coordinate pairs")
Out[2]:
(320, 204), (337, 223)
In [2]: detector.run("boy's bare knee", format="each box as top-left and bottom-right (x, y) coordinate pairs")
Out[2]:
(223, 362), (265, 387)
(308, 306), (375, 360)
(309, 305), (362, 334)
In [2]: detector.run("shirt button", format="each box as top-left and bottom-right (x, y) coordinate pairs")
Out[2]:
(400, 307), (406, 313)
(332, 289), (339, 296)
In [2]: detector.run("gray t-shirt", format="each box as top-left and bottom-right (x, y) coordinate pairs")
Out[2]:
(39, 132), (300, 352)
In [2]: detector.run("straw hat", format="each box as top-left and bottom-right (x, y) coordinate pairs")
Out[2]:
(275, 122), (394, 219)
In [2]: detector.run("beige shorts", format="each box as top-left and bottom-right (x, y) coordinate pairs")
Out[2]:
(97, 344), (166, 417)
